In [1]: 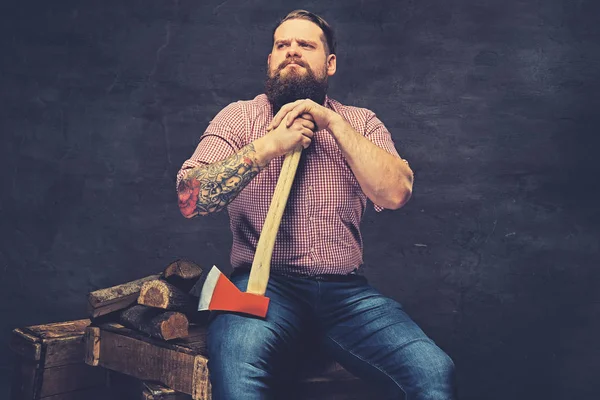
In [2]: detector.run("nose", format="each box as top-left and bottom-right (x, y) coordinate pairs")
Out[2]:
(286, 42), (301, 58)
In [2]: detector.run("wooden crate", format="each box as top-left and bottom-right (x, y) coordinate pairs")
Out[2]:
(102, 372), (192, 400)
(9, 319), (109, 400)
(85, 323), (210, 400)
(85, 322), (379, 400)
(141, 382), (192, 400)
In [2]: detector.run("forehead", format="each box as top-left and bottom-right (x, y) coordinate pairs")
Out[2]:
(274, 19), (324, 44)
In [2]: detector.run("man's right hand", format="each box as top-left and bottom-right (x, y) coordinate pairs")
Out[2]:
(254, 113), (316, 165)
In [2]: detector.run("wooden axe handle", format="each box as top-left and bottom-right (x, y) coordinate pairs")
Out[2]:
(246, 146), (303, 295)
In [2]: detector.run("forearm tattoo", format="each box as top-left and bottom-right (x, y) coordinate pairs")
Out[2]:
(177, 143), (264, 217)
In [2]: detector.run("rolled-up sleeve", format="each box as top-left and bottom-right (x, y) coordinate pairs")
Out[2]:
(364, 111), (410, 212)
(176, 102), (246, 188)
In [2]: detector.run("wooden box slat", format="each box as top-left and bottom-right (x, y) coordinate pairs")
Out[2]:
(11, 320), (90, 367)
(23, 320), (91, 339)
(38, 364), (106, 397)
(11, 358), (38, 400)
(10, 329), (43, 362)
(141, 382), (192, 400)
(10, 319), (109, 400)
(40, 386), (112, 400)
(85, 323), (210, 400)
(88, 275), (161, 318)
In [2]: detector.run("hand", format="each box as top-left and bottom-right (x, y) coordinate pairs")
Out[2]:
(267, 99), (339, 133)
(261, 113), (316, 158)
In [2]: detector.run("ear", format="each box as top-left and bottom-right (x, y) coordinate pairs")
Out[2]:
(326, 54), (337, 77)
(268, 53), (271, 68)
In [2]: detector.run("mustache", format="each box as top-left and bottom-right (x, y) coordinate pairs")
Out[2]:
(277, 58), (309, 71)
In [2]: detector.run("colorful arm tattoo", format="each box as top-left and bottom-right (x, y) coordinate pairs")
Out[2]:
(177, 143), (264, 218)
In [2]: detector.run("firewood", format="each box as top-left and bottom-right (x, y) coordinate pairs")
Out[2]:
(163, 259), (203, 280)
(138, 280), (194, 311)
(88, 275), (161, 318)
(162, 260), (204, 293)
(119, 305), (189, 341)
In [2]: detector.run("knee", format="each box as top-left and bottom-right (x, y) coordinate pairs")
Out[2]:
(408, 340), (456, 399)
(433, 350), (455, 383)
(414, 340), (455, 378)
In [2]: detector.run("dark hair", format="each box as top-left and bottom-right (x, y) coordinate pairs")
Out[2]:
(272, 10), (336, 55)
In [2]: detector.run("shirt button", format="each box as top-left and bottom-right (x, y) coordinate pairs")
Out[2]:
(308, 185), (313, 191)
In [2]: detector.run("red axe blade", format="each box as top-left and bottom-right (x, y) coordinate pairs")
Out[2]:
(193, 266), (269, 318)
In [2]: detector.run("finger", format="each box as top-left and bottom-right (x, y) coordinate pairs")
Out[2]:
(272, 99), (304, 128)
(268, 104), (294, 130)
(286, 105), (308, 128)
(297, 113), (316, 131)
(292, 117), (314, 128)
(301, 137), (312, 149)
(300, 113), (314, 121)
(301, 127), (315, 139)
(284, 101), (311, 128)
(268, 111), (284, 131)
(297, 118), (316, 131)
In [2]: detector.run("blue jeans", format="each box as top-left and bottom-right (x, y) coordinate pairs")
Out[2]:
(207, 269), (457, 399)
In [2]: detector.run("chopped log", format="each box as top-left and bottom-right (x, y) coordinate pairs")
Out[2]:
(162, 259), (204, 293)
(119, 305), (189, 340)
(162, 259), (203, 281)
(138, 280), (195, 311)
(88, 275), (161, 318)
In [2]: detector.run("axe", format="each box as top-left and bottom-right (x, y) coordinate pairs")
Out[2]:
(190, 146), (303, 318)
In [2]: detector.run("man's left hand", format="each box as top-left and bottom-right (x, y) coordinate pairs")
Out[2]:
(267, 99), (340, 132)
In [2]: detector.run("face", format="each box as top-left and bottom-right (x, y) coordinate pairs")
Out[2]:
(265, 19), (337, 111)
(268, 19), (336, 81)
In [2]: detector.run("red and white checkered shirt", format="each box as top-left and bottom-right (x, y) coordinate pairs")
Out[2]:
(177, 94), (403, 276)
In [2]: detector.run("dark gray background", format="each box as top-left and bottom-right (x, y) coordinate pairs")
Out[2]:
(1, 0), (599, 399)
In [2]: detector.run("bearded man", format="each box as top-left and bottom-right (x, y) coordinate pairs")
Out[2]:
(176, 10), (457, 400)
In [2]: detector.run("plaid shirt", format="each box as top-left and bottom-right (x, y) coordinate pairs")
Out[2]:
(177, 94), (403, 276)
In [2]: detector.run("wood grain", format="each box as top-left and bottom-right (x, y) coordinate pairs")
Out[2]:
(119, 305), (189, 340)
(137, 280), (194, 311)
(88, 275), (161, 318)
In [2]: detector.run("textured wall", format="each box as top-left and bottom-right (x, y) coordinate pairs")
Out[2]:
(1, 0), (599, 399)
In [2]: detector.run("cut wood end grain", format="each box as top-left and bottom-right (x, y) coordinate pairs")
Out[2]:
(163, 259), (203, 280)
(119, 305), (189, 341)
(138, 280), (193, 311)
(138, 280), (170, 309)
(88, 275), (161, 307)
(161, 313), (189, 341)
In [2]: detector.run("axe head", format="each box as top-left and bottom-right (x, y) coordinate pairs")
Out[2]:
(189, 266), (269, 318)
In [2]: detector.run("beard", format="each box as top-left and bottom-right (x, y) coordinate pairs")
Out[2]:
(265, 58), (328, 113)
